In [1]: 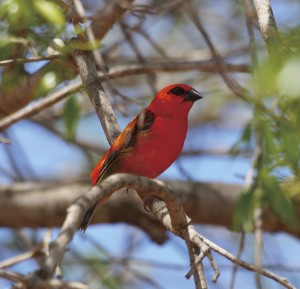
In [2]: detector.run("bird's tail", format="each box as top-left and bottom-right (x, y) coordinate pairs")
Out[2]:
(79, 191), (113, 232)
(79, 202), (98, 232)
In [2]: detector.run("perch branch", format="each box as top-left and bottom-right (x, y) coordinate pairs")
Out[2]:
(22, 174), (296, 289)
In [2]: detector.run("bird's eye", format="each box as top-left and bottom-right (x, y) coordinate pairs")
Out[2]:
(168, 86), (185, 96)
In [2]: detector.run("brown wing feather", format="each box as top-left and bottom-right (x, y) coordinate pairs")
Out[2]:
(79, 109), (155, 232)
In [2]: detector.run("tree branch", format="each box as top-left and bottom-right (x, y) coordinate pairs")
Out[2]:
(183, 1), (248, 100)
(0, 60), (249, 131)
(253, 0), (290, 58)
(16, 174), (295, 289)
(0, 54), (60, 67)
(90, 0), (135, 41)
(0, 268), (91, 289)
(72, 49), (121, 144)
(1, 180), (299, 239)
(0, 0), (134, 120)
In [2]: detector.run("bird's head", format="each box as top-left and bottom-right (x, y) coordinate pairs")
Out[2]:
(149, 84), (203, 117)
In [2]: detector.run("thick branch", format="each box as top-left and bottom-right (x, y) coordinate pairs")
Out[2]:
(1, 180), (299, 239)
(253, 0), (290, 58)
(72, 49), (121, 143)
(35, 174), (180, 279)
(20, 174), (295, 289)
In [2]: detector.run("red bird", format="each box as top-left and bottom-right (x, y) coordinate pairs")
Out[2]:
(80, 84), (203, 231)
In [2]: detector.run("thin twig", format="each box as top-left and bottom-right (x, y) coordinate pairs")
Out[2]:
(90, 0), (135, 41)
(241, 0), (259, 68)
(183, 1), (248, 100)
(229, 232), (245, 289)
(182, 230), (202, 288)
(254, 207), (263, 289)
(0, 243), (44, 269)
(0, 268), (91, 289)
(120, 21), (157, 95)
(0, 82), (81, 131)
(195, 232), (296, 289)
(0, 135), (11, 144)
(2, 131), (25, 181)
(135, 29), (169, 58)
(0, 54), (60, 66)
(3, 130), (36, 181)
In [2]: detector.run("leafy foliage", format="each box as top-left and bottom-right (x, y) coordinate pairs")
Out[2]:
(33, 0), (65, 31)
(233, 189), (256, 231)
(63, 95), (80, 141)
(234, 50), (300, 230)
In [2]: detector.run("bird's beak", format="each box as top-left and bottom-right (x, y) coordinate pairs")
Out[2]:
(183, 88), (203, 102)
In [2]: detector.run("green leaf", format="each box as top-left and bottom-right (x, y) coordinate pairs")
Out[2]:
(278, 122), (300, 173)
(277, 55), (300, 98)
(230, 122), (252, 156)
(33, 0), (65, 30)
(261, 171), (299, 230)
(259, 119), (278, 164)
(254, 57), (281, 98)
(233, 189), (255, 231)
(63, 95), (80, 141)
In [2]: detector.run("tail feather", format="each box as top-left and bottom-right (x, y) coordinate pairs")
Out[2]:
(79, 202), (98, 232)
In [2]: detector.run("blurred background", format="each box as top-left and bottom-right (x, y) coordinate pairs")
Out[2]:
(1, 0), (300, 288)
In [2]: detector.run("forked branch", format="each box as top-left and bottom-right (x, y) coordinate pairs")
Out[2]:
(24, 174), (296, 289)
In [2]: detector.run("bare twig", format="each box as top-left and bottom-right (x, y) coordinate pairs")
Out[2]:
(254, 207), (263, 289)
(120, 21), (157, 95)
(183, 1), (248, 100)
(229, 232), (245, 289)
(0, 135), (11, 144)
(183, 230), (202, 287)
(2, 131), (25, 181)
(0, 269), (25, 283)
(90, 0), (135, 41)
(135, 29), (169, 58)
(0, 54), (60, 66)
(242, 0), (259, 68)
(0, 268), (91, 289)
(0, 82), (81, 131)
(197, 233), (296, 289)
(0, 243), (44, 269)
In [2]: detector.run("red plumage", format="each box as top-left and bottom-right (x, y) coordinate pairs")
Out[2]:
(80, 84), (203, 231)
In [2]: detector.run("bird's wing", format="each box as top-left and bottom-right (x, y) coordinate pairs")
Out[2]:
(90, 109), (156, 186)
